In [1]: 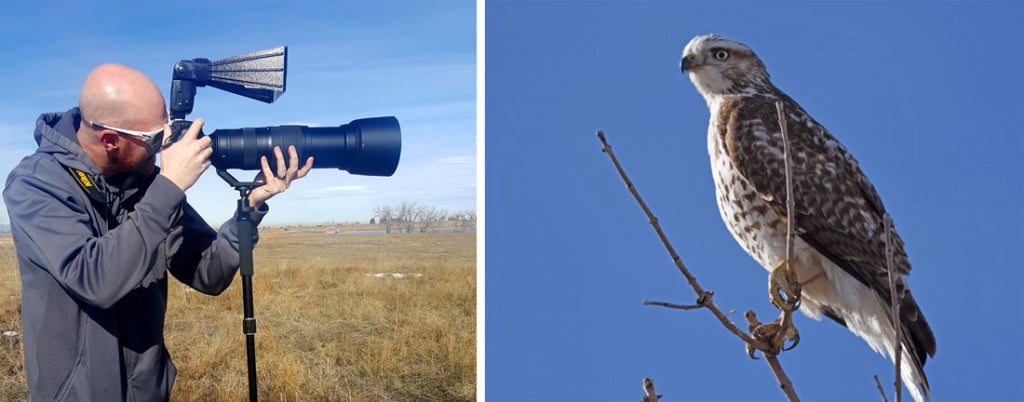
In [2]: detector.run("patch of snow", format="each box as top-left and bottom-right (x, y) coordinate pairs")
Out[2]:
(367, 273), (424, 279)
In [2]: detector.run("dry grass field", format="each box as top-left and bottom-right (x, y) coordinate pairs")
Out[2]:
(0, 227), (476, 401)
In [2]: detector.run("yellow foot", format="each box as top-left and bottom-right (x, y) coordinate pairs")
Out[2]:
(744, 310), (762, 359)
(744, 310), (801, 357)
(769, 259), (801, 312)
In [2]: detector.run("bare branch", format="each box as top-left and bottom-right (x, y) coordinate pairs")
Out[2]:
(643, 298), (704, 310)
(745, 311), (801, 402)
(874, 374), (890, 402)
(598, 131), (755, 344)
(597, 131), (799, 401)
(884, 213), (903, 402)
(770, 101), (801, 354)
(774, 99), (798, 278)
(765, 355), (800, 402)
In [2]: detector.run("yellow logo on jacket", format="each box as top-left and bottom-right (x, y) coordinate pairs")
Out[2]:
(75, 170), (94, 189)
(65, 166), (104, 202)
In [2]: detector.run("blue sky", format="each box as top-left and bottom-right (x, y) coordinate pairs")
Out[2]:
(486, 1), (1023, 402)
(0, 1), (475, 226)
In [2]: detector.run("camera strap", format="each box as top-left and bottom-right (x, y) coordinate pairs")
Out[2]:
(64, 165), (106, 203)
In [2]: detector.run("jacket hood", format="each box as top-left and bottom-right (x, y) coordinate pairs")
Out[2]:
(34, 107), (155, 202)
(35, 107), (101, 175)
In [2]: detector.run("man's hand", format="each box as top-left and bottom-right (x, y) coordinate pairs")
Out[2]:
(249, 145), (314, 209)
(158, 118), (212, 192)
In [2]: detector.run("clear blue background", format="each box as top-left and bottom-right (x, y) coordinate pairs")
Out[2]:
(0, 1), (475, 226)
(486, 1), (1022, 401)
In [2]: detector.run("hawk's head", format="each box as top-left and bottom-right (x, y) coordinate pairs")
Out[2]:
(681, 34), (772, 100)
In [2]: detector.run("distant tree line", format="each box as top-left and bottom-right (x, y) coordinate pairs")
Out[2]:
(373, 202), (476, 233)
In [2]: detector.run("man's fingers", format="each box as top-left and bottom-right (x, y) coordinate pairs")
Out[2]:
(184, 118), (205, 141)
(297, 156), (314, 178)
(274, 146), (286, 178)
(196, 135), (212, 150)
(286, 145), (300, 176)
(200, 142), (214, 159)
(247, 146), (312, 208)
(260, 155), (275, 181)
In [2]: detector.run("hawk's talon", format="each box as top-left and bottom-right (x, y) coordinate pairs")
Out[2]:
(743, 310), (764, 359)
(744, 309), (800, 355)
(769, 260), (802, 312)
(746, 343), (760, 360)
(782, 330), (800, 351)
(779, 318), (800, 351)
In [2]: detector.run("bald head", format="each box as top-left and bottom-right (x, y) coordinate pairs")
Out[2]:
(79, 63), (166, 130)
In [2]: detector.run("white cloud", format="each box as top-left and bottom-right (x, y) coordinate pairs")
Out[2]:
(307, 185), (373, 195)
(439, 156), (474, 165)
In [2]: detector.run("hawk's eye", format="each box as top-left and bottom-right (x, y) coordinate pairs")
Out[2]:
(714, 49), (730, 60)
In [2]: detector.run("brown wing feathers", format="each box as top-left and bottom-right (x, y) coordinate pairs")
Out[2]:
(718, 94), (936, 372)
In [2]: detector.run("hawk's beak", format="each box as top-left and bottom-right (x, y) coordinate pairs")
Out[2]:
(681, 55), (696, 73)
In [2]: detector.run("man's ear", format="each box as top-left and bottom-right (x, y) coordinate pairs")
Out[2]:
(99, 131), (120, 152)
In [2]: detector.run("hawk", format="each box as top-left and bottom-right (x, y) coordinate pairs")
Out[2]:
(680, 34), (936, 401)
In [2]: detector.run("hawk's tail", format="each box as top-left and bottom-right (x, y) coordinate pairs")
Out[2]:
(891, 289), (936, 402)
(808, 270), (935, 402)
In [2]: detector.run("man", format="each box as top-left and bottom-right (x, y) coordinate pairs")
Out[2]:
(4, 63), (314, 401)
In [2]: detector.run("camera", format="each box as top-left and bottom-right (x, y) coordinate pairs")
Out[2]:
(167, 47), (401, 176)
(162, 47), (405, 402)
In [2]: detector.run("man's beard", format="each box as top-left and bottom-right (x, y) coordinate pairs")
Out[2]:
(113, 146), (156, 176)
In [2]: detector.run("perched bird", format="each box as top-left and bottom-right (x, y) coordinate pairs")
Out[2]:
(680, 34), (935, 401)
(640, 377), (662, 402)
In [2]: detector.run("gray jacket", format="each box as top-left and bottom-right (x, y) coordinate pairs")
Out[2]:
(4, 108), (266, 401)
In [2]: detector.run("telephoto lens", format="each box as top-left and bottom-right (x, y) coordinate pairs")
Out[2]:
(207, 116), (401, 176)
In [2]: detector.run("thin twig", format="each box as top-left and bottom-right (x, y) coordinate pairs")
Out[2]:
(772, 101), (799, 352)
(778, 99), (794, 278)
(597, 131), (799, 402)
(770, 101), (798, 398)
(643, 299), (703, 310)
(884, 213), (903, 402)
(874, 374), (890, 402)
(771, 102), (800, 402)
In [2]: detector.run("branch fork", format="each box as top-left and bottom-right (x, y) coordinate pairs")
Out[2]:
(598, 117), (801, 401)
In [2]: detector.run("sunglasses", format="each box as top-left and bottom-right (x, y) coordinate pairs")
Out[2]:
(87, 120), (166, 150)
